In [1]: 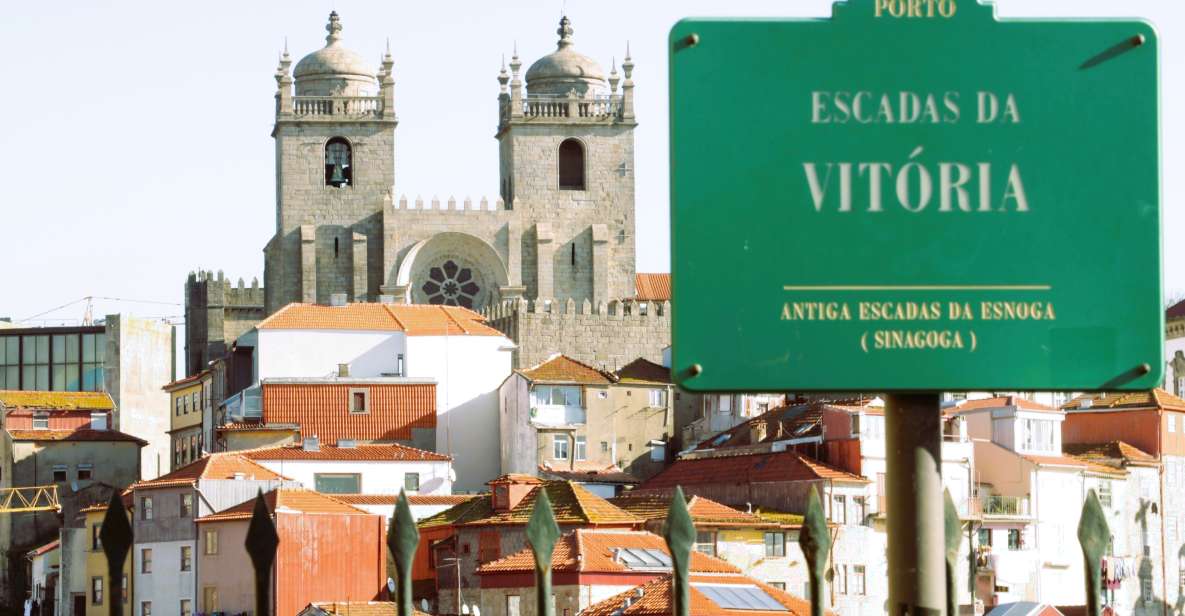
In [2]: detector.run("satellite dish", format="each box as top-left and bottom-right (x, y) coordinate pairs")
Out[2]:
(387, 578), (396, 594)
(449, 468), (458, 483)
(421, 600), (430, 612)
(462, 605), (471, 615)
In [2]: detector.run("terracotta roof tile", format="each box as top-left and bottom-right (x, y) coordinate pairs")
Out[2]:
(462, 481), (641, 527)
(261, 382), (436, 445)
(634, 274), (671, 301)
(540, 466), (639, 485)
(955, 396), (1057, 413)
(1063, 441), (1160, 467)
(488, 474), (544, 485)
(1167, 299), (1185, 320)
(1063, 389), (1185, 412)
(334, 494), (472, 506)
(417, 495), (492, 528)
(640, 451), (867, 492)
(615, 359), (672, 385)
(304, 601), (430, 616)
(693, 400), (881, 452)
(7, 429), (147, 445)
(611, 494), (776, 528)
(162, 370), (210, 392)
(243, 443), (450, 462)
(0, 391), (114, 411)
(256, 303), (504, 337)
(581, 573), (824, 616)
(198, 487), (372, 522)
(216, 421), (300, 432)
(518, 355), (613, 384)
(131, 453), (286, 490)
(477, 529), (738, 575)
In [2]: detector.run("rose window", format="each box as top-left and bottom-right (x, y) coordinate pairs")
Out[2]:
(421, 260), (480, 308)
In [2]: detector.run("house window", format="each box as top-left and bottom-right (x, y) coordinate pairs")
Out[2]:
(90, 412), (106, 430)
(52, 465), (67, 482)
(506, 595), (521, 616)
(650, 442), (665, 462)
(22, 335), (49, 390)
(574, 436), (587, 461)
(180, 493), (194, 518)
(315, 473), (361, 494)
(77, 463), (93, 481)
(92, 576), (103, 605)
(553, 434), (570, 460)
(831, 494), (847, 524)
(1098, 480), (1113, 508)
(533, 386), (582, 408)
(396, 353), (405, 377)
(349, 388), (370, 414)
(478, 531), (502, 563)
(854, 496), (868, 524)
(141, 602), (152, 616)
(180, 545), (192, 571)
(141, 497), (153, 520)
(851, 565), (867, 595)
(694, 530), (717, 556)
(141, 548), (152, 573)
(1169, 414), (1177, 433)
(325, 137), (353, 187)
(835, 564), (848, 594)
(205, 529), (219, 555)
(1007, 528), (1022, 550)
(180, 599), (192, 616)
(768, 582), (786, 591)
(764, 532), (786, 558)
(405, 473), (421, 492)
(648, 389), (668, 407)
(978, 528), (992, 548)
(175, 398), (181, 416)
(33, 412), (49, 430)
(203, 586), (219, 613)
(558, 139), (585, 190)
(717, 395), (732, 414)
(189, 434), (197, 460)
(92, 523), (102, 551)
(601, 441), (609, 453)
(1020, 418), (1056, 453)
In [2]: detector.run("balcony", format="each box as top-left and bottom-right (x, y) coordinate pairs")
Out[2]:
(500, 95), (624, 124)
(972, 495), (1031, 518)
(280, 95), (385, 119)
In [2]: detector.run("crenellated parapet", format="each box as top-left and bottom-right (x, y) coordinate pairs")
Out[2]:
(386, 193), (509, 213)
(184, 270), (266, 376)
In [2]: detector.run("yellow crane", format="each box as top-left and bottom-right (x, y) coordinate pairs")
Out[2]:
(0, 485), (60, 513)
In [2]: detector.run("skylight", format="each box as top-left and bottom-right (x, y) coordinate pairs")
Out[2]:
(692, 584), (788, 612)
(615, 547), (672, 569)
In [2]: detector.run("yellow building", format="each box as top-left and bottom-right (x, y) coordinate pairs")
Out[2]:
(163, 370), (211, 471)
(82, 503), (133, 616)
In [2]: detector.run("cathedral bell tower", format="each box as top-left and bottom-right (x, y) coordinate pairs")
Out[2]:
(264, 12), (397, 314)
(496, 16), (638, 306)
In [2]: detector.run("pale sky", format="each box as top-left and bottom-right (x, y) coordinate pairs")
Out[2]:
(1, 0), (1182, 325)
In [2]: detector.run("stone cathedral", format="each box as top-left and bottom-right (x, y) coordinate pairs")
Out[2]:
(186, 12), (670, 373)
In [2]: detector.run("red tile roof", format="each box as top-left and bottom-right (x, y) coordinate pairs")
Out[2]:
(333, 494), (473, 506)
(7, 429), (147, 445)
(540, 466), (639, 485)
(243, 443), (450, 462)
(261, 382), (436, 445)
(462, 481), (641, 527)
(1063, 441), (1160, 468)
(198, 487), (371, 522)
(28, 539), (60, 557)
(1168, 299), (1185, 320)
(477, 529), (739, 575)
(131, 453), (287, 490)
(634, 274), (671, 302)
(1063, 389), (1185, 412)
(581, 573), (822, 616)
(304, 601), (431, 616)
(216, 421), (300, 432)
(257, 303), (504, 336)
(615, 359), (672, 385)
(610, 494), (776, 528)
(0, 391), (114, 411)
(518, 355), (613, 384)
(955, 396), (1057, 413)
(640, 451), (868, 491)
(162, 370), (210, 392)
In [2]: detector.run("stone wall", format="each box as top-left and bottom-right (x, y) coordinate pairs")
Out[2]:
(484, 298), (670, 371)
(184, 270), (265, 375)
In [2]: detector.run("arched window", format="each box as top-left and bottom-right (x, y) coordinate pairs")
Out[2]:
(325, 137), (353, 187)
(558, 139), (585, 190)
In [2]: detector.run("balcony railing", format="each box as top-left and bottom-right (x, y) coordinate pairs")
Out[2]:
(973, 495), (1030, 517)
(501, 95), (624, 123)
(283, 95), (385, 119)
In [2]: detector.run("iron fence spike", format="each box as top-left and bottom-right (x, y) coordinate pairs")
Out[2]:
(245, 488), (279, 616)
(662, 487), (694, 616)
(527, 488), (561, 616)
(1077, 489), (1110, 616)
(100, 489), (132, 616)
(389, 490), (420, 616)
(798, 486), (831, 616)
(943, 489), (962, 616)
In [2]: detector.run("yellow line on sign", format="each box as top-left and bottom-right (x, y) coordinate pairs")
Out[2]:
(782, 285), (1052, 291)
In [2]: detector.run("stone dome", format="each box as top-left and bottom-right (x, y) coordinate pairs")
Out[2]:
(525, 16), (607, 97)
(293, 12), (377, 97)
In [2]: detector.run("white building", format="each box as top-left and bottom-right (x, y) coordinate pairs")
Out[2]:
(243, 441), (453, 499)
(242, 301), (514, 490)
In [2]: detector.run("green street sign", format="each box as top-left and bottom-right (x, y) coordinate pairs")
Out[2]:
(670, 0), (1161, 392)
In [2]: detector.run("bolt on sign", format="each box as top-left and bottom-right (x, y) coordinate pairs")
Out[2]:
(669, 0), (1161, 392)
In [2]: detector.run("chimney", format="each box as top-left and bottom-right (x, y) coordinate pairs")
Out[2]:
(303, 435), (320, 452)
(749, 421), (768, 443)
(329, 293), (348, 307)
(338, 363), (350, 377)
(378, 294), (396, 304)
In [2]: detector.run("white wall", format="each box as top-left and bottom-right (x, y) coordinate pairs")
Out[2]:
(406, 335), (512, 491)
(252, 458), (452, 495)
(256, 329), (406, 379)
(133, 539), (195, 616)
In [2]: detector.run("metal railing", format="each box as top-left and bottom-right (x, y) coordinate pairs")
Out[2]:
(975, 494), (1029, 516)
(97, 486), (1116, 616)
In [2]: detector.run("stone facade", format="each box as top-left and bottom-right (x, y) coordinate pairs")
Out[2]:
(184, 271), (265, 375)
